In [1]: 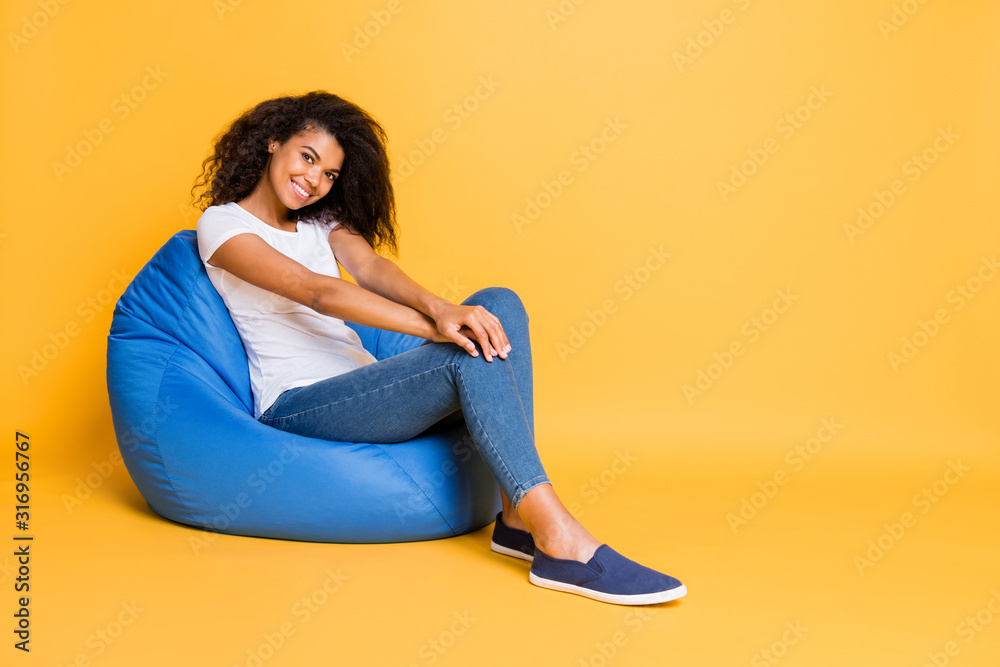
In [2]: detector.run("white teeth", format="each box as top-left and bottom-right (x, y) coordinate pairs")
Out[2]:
(292, 181), (309, 198)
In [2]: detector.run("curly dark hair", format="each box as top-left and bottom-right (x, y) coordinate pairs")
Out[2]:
(190, 90), (399, 257)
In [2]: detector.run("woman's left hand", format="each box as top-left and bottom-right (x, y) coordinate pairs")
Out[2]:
(429, 303), (511, 361)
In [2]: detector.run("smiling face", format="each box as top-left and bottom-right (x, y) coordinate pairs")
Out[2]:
(265, 127), (345, 212)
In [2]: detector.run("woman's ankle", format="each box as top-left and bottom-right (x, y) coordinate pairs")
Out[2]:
(533, 523), (600, 563)
(516, 483), (602, 562)
(500, 508), (528, 532)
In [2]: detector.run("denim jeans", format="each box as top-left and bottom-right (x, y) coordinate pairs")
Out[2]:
(257, 286), (550, 509)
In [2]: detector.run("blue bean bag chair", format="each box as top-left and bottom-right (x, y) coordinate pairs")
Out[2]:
(106, 229), (500, 543)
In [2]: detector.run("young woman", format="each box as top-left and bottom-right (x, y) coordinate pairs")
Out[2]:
(190, 90), (686, 606)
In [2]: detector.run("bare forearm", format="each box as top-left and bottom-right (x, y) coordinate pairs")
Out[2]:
(312, 275), (439, 340)
(356, 256), (452, 319)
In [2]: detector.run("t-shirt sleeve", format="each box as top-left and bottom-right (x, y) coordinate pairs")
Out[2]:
(196, 209), (257, 264)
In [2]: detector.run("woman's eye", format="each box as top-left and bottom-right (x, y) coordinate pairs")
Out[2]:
(302, 153), (313, 163)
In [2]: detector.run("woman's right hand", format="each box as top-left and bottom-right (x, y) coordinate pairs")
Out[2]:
(428, 303), (511, 362)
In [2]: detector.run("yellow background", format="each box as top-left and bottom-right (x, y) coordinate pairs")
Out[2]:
(2, 0), (998, 664)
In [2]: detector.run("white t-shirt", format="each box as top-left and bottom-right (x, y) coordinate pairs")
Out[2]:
(196, 201), (378, 418)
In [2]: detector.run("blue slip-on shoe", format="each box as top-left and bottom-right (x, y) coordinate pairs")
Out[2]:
(529, 544), (687, 605)
(490, 512), (535, 562)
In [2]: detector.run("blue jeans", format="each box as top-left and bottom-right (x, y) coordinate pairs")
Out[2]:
(257, 287), (550, 509)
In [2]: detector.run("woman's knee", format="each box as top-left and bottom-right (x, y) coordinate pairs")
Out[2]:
(463, 286), (527, 322)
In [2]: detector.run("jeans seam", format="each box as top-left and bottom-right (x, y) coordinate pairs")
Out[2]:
(263, 367), (450, 425)
(454, 363), (521, 500)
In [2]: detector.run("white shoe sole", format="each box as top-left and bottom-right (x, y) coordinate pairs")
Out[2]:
(529, 571), (687, 605)
(490, 540), (534, 562)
